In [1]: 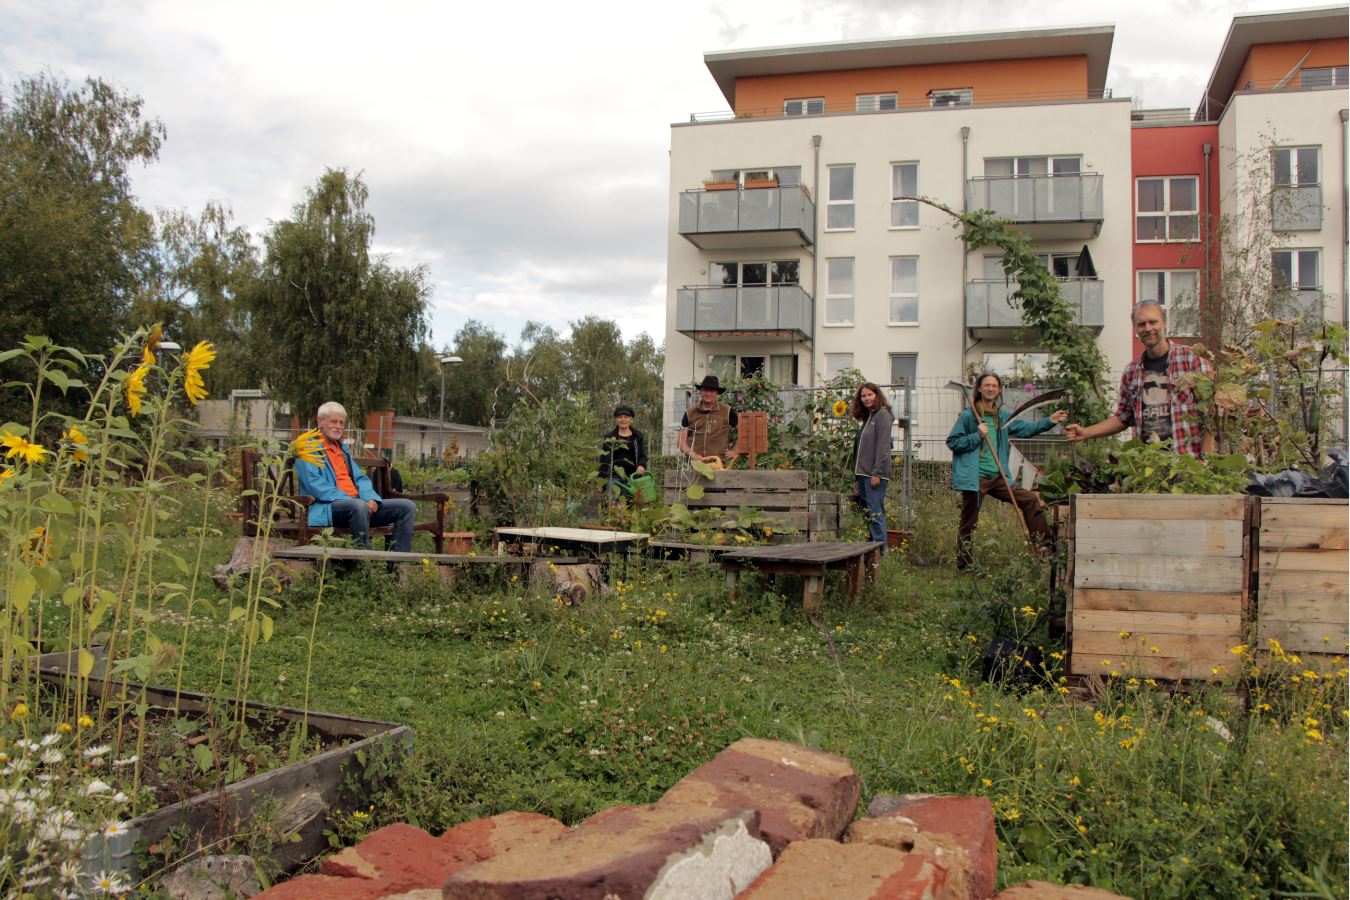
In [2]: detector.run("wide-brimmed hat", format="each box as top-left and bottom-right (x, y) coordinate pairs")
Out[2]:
(694, 375), (727, 394)
(613, 404), (635, 418)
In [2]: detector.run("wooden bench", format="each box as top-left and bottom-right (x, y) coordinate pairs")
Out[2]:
(718, 541), (883, 612)
(240, 450), (451, 554)
(663, 469), (844, 542)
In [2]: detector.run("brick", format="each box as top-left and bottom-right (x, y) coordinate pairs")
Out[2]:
(736, 838), (948, 899)
(862, 795), (996, 899)
(438, 811), (568, 867)
(443, 804), (771, 899)
(659, 738), (860, 855)
(254, 874), (387, 900)
(994, 881), (1132, 899)
(846, 818), (970, 900)
(321, 824), (446, 883)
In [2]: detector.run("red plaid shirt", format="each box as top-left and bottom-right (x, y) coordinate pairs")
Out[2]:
(1114, 342), (1211, 457)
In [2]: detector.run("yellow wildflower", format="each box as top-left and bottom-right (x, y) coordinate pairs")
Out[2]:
(0, 467), (13, 486)
(140, 326), (163, 366)
(291, 428), (325, 467)
(1, 431), (47, 466)
(832, 399), (849, 417)
(126, 365), (149, 416)
(11, 702), (28, 722)
(57, 722), (73, 734)
(78, 715), (94, 728)
(182, 340), (216, 404)
(63, 425), (89, 464)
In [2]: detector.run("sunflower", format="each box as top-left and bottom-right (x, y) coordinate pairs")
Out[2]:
(1, 430), (47, 465)
(126, 365), (149, 416)
(290, 428), (325, 467)
(140, 326), (163, 367)
(182, 340), (216, 405)
(832, 399), (849, 417)
(63, 425), (89, 464)
(0, 467), (14, 486)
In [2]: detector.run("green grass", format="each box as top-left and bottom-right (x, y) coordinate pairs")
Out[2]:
(149, 494), (1349, 899)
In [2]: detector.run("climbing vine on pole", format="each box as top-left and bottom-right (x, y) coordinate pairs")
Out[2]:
(912, 198), (1112, 424)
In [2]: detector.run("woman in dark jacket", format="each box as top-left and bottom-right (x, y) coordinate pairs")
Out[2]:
(851, 382), (894, 551)
(945, 372), (1066, 570)
(598, 404), (648, 495)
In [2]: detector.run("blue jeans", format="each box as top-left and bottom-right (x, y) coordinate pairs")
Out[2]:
(330, 497), (417, 552)
(856, 475), (888, 551)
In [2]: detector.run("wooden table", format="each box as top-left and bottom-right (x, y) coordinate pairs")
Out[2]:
(492, 527), (649, 558)
(646, 539), (742, 563)
(718, 541), (884, 612)
(269, 545), (583, 569)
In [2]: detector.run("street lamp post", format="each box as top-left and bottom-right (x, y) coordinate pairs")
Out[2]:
(438, 355), (463, 464)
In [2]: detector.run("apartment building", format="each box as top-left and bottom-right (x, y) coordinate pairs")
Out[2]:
(1200, 5), (1348, 333)
(662, 25), (1136, 448)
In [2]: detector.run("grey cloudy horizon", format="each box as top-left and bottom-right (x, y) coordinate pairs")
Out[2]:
(0, 0), (1327, 352)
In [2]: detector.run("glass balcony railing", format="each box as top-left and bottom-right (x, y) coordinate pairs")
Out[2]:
(678, 184), (815, 249)
(966, 173), (1104, 237)
(675, 285), (814, 340)
(966, 278), (1104, 332)
(1271, 185), (1323, 231)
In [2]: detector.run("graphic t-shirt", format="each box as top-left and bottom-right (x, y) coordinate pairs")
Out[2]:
(1139, 352), (1172, 445)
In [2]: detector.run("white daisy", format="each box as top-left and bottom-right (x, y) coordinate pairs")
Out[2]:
(82, 745), (112, 759)
(40, 748), (64, 765)
(102, 820), (129, 838)
(84, 779), (112, 796)
(110, 755), (138, 768)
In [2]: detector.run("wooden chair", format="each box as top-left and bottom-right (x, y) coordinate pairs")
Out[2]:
(240, 450), (451, 553)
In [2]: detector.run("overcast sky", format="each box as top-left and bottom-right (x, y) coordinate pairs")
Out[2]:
(0, 0), (1330, 351)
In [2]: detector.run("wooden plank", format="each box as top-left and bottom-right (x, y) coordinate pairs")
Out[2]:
(681, 490), (812, 508)
(1074, 518), (1244, 558)
(1257, 590), (1350, 624)
(664, 469), (809, 489)
(1256, 619), (1350, 654)
(1259, 501), (1349, 550)
(1073, 494), (1248, 522)
(1073, 589), (1244, 615)
(1074, 553), (1244, 593)
(1072, 631), (1240, 662)
(1071, 652), (1229, 681)
(1256, 567), (1349, 595)
(1258, 550), (1350, 574)
(1072, 608), (1241, 635)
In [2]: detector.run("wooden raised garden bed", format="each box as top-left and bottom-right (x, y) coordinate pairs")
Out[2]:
(663, 469), (842, 541)
(1066, 494), (1252, 681)
(37, 654), (411, 878)
(1253, 497), (1349, 666)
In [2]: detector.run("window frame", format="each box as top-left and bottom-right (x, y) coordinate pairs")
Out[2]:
(1300, 65), (1348, 87)
(784, 97), (825, 116)
(1272, 248), (1322, 290)
(824, 258), (855, 326)
(927, 88), (972, 107)
(1137, 269), (1201, 337)
(856, 92), (897, 112)
(826, 165), (856, 231)
(1274, 146), (1321, 187)
(889, 353), (918, 422)
(890, 162), (919, 229)
(1135, 175), (1200, 243)
(888, 257), (919, 325)
(824, 353), (855, 381)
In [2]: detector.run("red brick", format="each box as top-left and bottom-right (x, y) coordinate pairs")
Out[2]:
(736, 838), (948, 899)
(255, 873), (388, 900)
(862, 795), (996, 899)
(846, 818), (970, 899)
(994, 881), (1132, 899)
(443, 803), (770, 899)
(438, 811), (567, 869)
(659, 738), (860, 855)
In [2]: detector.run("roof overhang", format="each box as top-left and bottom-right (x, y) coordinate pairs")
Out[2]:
(1198, 5), (1349, 116)
(704, 24), (1114, 107)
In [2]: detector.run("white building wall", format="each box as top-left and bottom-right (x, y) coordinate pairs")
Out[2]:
(663, 99), (1135, 450)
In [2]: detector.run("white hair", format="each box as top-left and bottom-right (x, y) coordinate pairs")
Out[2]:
(317, 401), (347, 420)
(1131, 299), (1166, 324)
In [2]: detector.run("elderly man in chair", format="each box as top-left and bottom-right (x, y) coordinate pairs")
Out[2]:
(295, 402), (417, 552)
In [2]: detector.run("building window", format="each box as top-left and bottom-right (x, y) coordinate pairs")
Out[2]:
(928, 88), (972, 107)
(710, 260), (799, 286)
(890, 163), (918, 228)
(824, 353), (854, 380)
(856, 93), (897, 112)
(1272, 249), (1321, 289)
(827, 166), (855, 230)
(1138, 270), (1201, 337)
(785, 97), (824, 116)
(1136, 176), (1198, 242)
(1274, 147), (1320, 187)
(982, 353), (1050, 382)
(769, 354), (799, 386)
(889, 257), (918, 324)
(1300, 65), (1348, 87)
(889, 354), (918, 420)
(825, 258), (854, 325)
(706, 354), (736, 382)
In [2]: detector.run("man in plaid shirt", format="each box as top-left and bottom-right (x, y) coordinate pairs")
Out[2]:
(1066, 300), (1213, 457)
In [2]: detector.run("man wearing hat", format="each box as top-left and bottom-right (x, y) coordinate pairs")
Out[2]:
(598, 404), (648, 495)
(678, 375), (739, 462)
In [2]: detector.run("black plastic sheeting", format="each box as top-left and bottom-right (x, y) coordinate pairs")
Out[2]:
(1246, 448), (1348, 498)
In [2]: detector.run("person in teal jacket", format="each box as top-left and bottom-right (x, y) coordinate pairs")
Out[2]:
(945, 372), (1066, 570)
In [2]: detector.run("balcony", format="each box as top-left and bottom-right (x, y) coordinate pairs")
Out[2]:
(966, 278), (1104, 339)
(678, 184), (815, 249)
(1273, 287), (1325, 320)
(1271, 185), (1323, 231)
(676, 285), (813, 342)
(965, 173), (1104, 239)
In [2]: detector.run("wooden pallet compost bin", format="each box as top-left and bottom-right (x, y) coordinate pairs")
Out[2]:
(663, 469), (843, 541)
(1067, 494), (1252, 681)
(1254, 497), (1349, 667)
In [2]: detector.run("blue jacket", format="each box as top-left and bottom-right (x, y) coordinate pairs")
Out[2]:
(946, 407), (1057, 492)
(294, 442), (381, 527)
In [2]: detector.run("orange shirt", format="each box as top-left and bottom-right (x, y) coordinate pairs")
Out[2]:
(324, 442), (359, 497)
